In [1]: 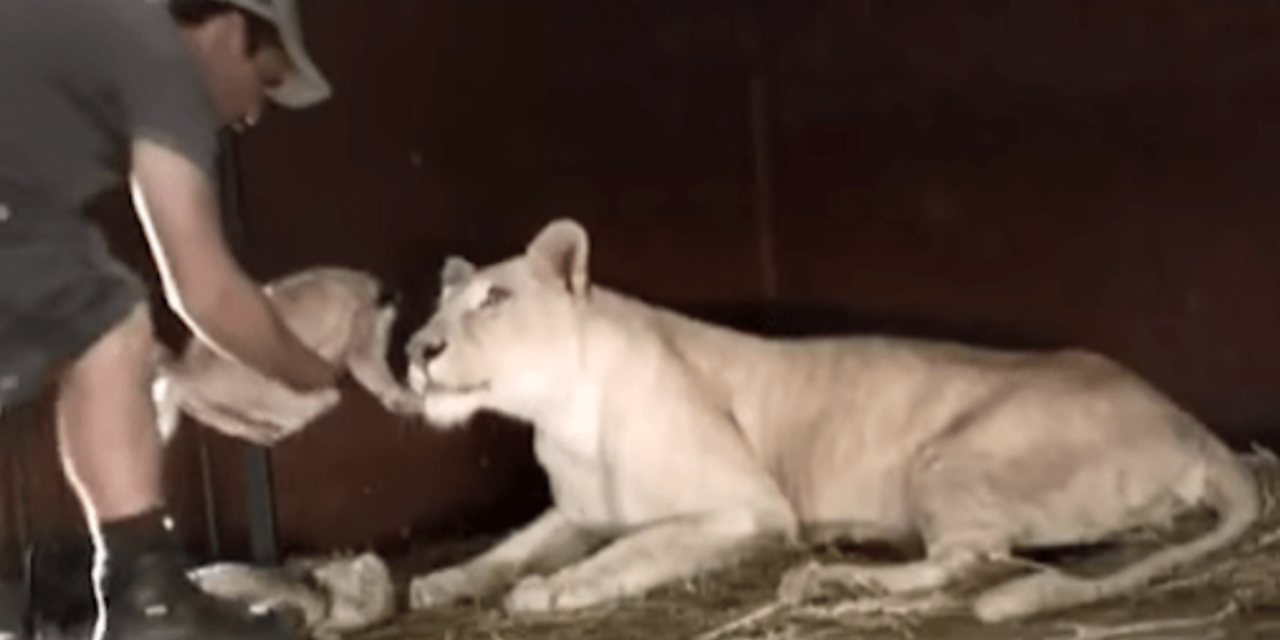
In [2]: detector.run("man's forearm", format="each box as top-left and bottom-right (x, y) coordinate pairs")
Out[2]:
(183, 280), (339, 392)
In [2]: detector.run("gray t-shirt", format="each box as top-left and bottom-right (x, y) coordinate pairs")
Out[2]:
(0, 0), (219, 211)
(0, 0), (220, 409)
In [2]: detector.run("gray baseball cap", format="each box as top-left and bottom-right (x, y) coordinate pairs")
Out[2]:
(219, 0), (332, 108)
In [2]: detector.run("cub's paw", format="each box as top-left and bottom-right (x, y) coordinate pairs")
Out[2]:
(408, 566), (492, 610)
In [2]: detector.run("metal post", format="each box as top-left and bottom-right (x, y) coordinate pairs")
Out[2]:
(215, 130), (278, 565)
(195, 430), (220, 559)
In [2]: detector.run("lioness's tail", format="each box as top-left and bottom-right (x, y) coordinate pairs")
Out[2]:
(973, 441), (1261, 623)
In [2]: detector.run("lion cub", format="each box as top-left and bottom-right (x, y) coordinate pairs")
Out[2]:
(153, 267), (421, 446)
(403, 218), (1259, 623)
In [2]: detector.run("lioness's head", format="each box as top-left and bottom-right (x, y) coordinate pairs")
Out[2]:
(406, 218), (592, 427)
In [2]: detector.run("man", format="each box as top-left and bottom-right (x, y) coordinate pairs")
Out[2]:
(0, 0), (347, 638)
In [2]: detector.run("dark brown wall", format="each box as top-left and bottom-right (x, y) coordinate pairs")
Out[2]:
(3, 0), (1279, 573)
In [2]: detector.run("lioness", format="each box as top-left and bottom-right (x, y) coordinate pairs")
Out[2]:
(153, 267), (421, 446)
(403, 219), (1259, 622)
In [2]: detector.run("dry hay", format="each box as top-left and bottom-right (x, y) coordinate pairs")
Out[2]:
(353, 447), (1280, 640)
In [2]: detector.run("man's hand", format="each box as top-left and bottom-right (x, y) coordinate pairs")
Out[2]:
(180, 378), (342, 447)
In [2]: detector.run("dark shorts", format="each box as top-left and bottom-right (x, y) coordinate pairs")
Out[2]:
(0, 211), (147, 414)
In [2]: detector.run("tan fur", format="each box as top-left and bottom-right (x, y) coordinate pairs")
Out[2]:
(153, 267), (420, 446)
(403, 219), (1260, 622)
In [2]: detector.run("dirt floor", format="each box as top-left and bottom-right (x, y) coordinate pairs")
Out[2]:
(351, 451), (1280, 640)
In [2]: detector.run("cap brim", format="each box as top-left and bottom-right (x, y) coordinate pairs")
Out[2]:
(267, 33), (331, 109)
(227, 0), (331, 109)
(261, 0), (325, 107)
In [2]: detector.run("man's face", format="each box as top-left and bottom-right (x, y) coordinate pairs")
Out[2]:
(191, 11), (293, 129)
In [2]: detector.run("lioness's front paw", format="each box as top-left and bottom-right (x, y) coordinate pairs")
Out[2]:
(504, 575), (556, 612)
(777, 560), (824, 603)
(408, 566), (489, 610)
(504, 575), (615, 613)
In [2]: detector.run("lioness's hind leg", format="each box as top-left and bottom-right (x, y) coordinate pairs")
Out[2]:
(778, 434), (1035, 605)
(778, 541), (998, 603)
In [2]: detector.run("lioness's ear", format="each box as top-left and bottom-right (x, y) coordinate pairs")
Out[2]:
(441, 256), (476, 290)
(526, 218), (590, 296)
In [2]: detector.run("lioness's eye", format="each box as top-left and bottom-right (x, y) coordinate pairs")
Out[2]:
(480, 285), (512, 309)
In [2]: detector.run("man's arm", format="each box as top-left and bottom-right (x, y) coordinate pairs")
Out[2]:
(129, 138), (339, 392)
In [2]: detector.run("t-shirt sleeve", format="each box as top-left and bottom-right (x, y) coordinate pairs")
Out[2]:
(102, 0), (221, 180)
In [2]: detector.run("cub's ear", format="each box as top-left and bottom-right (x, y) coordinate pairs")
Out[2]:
(526, 218), (590, 296)
(440, 256), (476, 290)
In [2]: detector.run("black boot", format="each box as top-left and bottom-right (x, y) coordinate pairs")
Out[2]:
(24, 536), (98, 637)
(97, 509), (302, 640)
